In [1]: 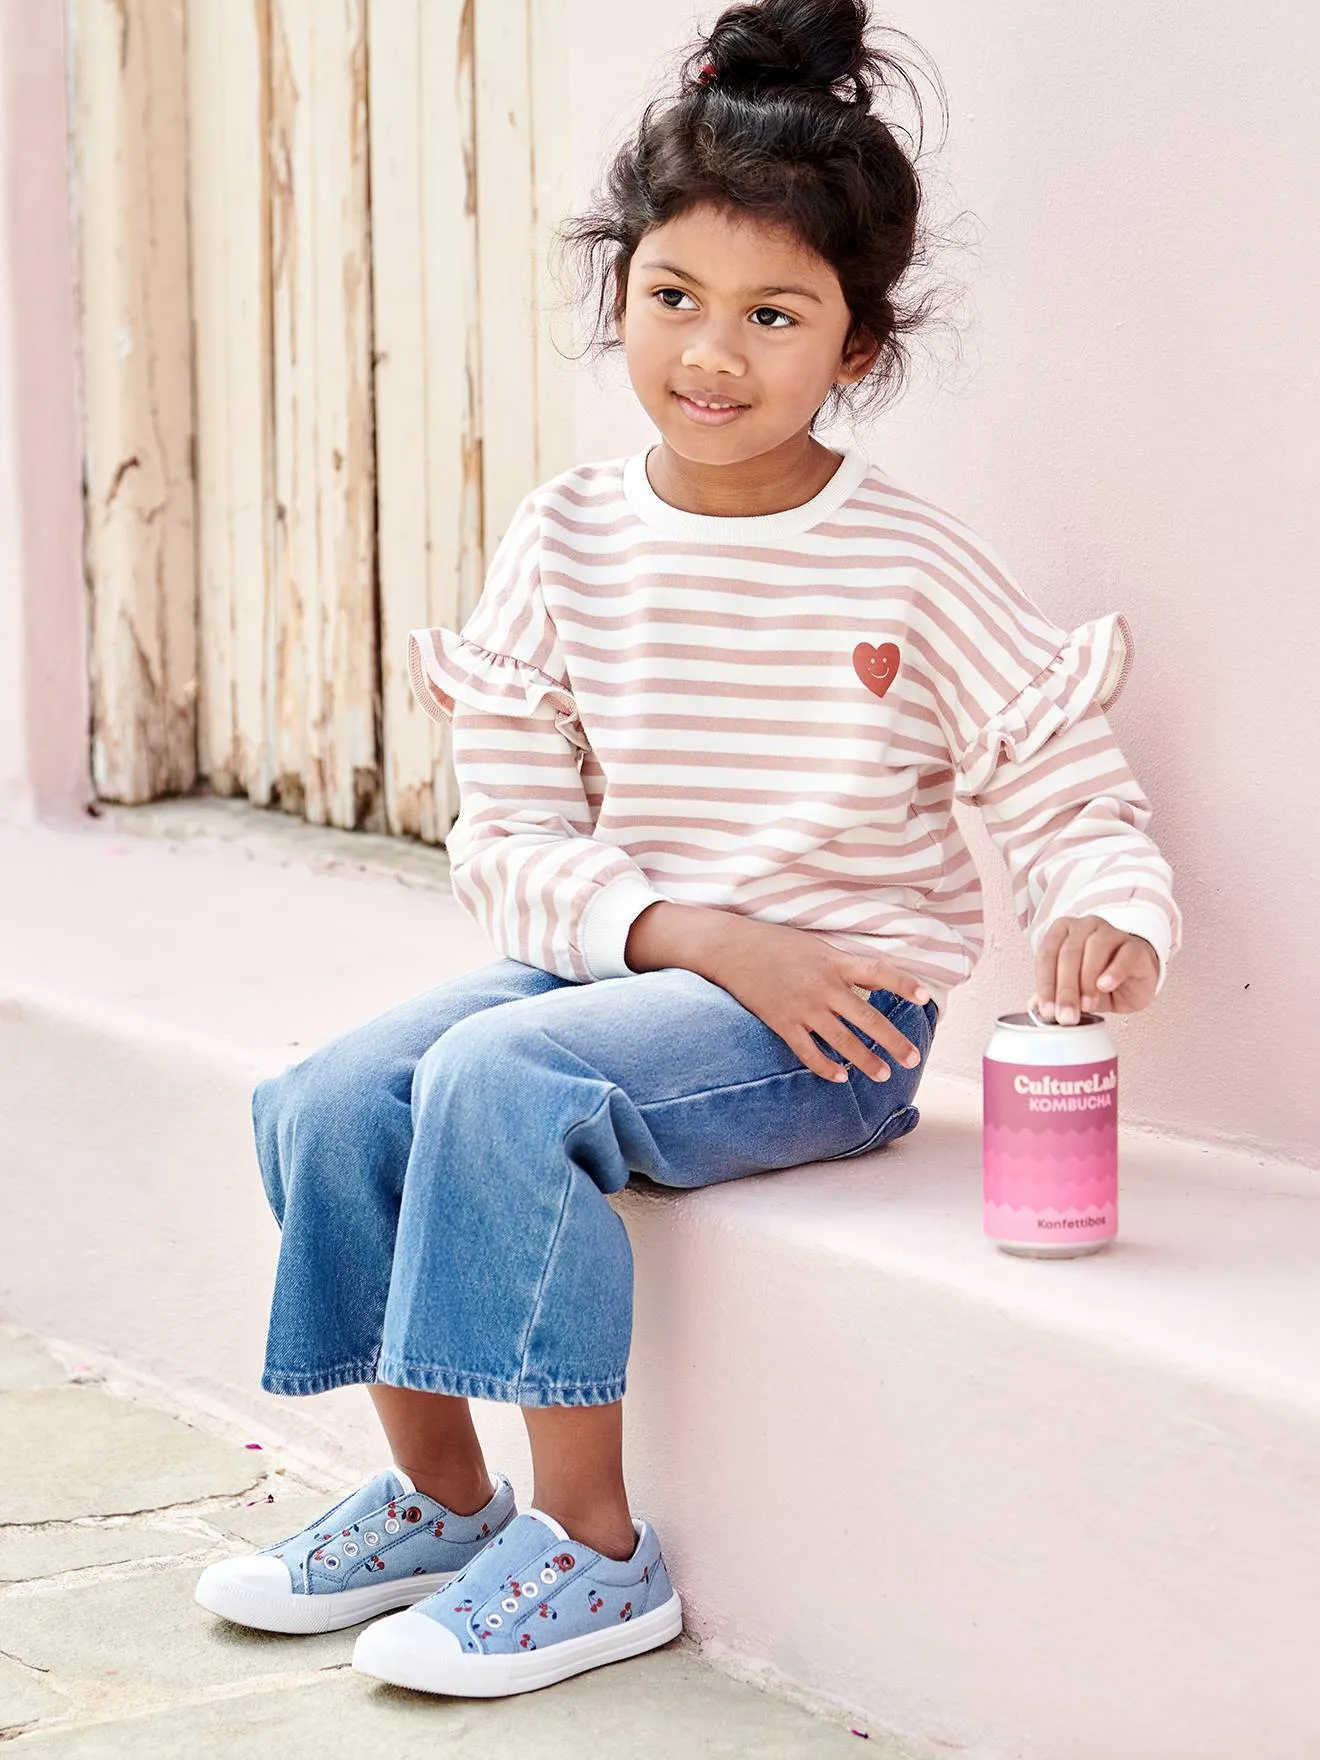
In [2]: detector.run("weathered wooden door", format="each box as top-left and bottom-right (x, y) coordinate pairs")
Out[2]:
(73, 0), (573, 842)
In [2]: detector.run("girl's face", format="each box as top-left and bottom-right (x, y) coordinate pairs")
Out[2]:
(620, 203), (877, 466)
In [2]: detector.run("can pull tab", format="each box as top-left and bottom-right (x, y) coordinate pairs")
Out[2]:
(1027, 1005), (1057, 1029)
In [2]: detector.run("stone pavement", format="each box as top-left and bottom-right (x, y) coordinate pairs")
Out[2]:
(0, 1328), (904, 1757)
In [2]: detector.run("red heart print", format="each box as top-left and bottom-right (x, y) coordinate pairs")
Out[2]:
(853, 641), (900, 700)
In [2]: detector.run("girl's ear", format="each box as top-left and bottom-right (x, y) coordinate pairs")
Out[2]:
(837, 324), (881, 387)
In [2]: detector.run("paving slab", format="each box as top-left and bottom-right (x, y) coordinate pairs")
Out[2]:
(1, 1562), (355, 1692)
(0, 1388), (262, 1524)
(0, 1521), (207, 1584)
(0, 1654), (70, 1737)
(211, 1493), (341, 1548)
(4, 1648), (887, 1757)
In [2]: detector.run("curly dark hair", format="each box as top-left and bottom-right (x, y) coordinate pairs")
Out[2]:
(557, 0), (947, 425)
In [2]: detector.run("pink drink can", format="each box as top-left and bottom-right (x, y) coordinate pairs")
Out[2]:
(983, 1009), (1118, 1258)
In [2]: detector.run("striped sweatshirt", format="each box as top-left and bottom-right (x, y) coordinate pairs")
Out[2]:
(408, 447), (1182, 1017)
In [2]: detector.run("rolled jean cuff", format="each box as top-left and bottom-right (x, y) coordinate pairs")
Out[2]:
(261, 1359), (381, 1398)
(376, 1357), (626, 1408)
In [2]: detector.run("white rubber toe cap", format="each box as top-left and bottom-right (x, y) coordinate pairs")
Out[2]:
(353, 1608), (461, 1692)
(196, 1552), (459, 1636)
(197, 1555), (293, 1600)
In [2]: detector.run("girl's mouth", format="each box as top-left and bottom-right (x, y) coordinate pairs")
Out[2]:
(672, 391), (749, 428)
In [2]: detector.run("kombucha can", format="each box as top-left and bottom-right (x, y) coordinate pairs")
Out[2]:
(983, 1009), (1118, 1258)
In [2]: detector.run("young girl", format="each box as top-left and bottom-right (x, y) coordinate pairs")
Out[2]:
(197, 0), (1179, 1700)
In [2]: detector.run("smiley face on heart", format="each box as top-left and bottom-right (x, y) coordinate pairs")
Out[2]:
(852, 641), (901, 700)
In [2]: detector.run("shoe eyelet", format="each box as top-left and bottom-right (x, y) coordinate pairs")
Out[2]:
(363, 1531), (380, 1546)
(343, 1542), (359, 1557)
(540, 1568), (556, 1584)
(324, 1556), (341, 1570)
(384, 1518), (400, 1534)
(488, 1613), (503, 1628)
(501, 1597), (518, 1613)
(522, 1582), (539, 1597)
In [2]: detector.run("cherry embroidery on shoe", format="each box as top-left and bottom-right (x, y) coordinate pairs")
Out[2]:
(589, 1591), (605, 1614)
(538, 1604), (557, 1620)
(481, 1523), (491, 1537)
(619, 1601), (633, 1621)
(852, 641), (901, 700)
(453, 1598), (475, 1613)
(433, 1518), (445, 1537)
(519, 1633), (536, 1649)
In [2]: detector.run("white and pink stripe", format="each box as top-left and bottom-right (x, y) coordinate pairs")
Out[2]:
(407, 448), (1181, 1009)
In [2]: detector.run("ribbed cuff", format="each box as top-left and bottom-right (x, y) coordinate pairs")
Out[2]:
(579, 872), (666, 980)
(1084, 903), (1173, 996)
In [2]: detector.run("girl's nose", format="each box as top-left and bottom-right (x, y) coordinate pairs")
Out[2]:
(680, 324), (748, 380)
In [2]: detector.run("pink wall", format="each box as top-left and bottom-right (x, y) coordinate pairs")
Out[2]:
(567, 0), (1320, 1166)
(0, 0), (89, 823)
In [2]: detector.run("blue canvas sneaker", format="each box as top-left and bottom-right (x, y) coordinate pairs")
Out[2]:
(195, 1467), (516, 1634)
(351, 1508), (682, 1696)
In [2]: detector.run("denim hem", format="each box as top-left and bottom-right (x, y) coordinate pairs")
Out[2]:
(375, 1357), (625, 1408)
(261, 1360), (379, 1397)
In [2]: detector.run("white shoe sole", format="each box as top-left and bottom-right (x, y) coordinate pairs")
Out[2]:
(194, 1568), (458, 1635)
(352, 1591), (683, 1697)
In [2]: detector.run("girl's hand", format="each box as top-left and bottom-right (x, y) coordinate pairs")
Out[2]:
(669, 908), (929, 1083)
(1029, 915), (1160, 1024)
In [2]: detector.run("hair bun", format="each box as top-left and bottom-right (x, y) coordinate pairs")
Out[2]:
(699, 0), (872, 102)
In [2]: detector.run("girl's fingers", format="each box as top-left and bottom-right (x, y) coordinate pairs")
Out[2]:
(787, 1027), (850, 1084)
(1080, 934), (1121, 1011)
(788, 956), (937, 1081)
(1033, 921), (1069, 1015)
(1036, 920), (1147, 1020)
(818, 1014), (894, 1084)
(1052, 927), (1089, 1025)
(1096, 939), (1141, 996)
(847, 963), (930, 1008)
(838, 995), (923, 1071)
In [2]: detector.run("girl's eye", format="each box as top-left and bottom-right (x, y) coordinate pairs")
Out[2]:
(658, 288), (802, 330)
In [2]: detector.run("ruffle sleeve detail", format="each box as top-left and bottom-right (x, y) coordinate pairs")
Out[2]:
(954, 613), (1135, 799)
(407, 627), (589, 753)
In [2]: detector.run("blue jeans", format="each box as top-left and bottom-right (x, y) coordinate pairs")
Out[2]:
(255, 959), (939, 1408)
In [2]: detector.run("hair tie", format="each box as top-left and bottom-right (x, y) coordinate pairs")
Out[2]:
(697, 62), (718, 86)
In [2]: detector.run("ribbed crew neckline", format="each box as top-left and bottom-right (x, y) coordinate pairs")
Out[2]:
(622, 445), (872, 542)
